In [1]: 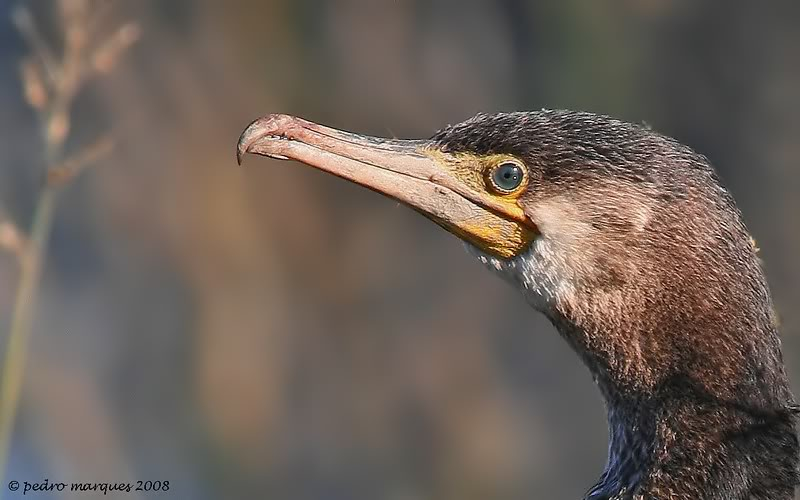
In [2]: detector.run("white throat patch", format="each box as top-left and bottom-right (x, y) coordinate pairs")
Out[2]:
(465, 236), (575, 313)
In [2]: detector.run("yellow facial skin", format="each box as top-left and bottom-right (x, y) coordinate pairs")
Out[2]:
(420, 150), (538, 259)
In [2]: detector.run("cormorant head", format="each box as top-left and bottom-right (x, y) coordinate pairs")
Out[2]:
(238, 110), (798, 500)
(237, 111), (784, 401)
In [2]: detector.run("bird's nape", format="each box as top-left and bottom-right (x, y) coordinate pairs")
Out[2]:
(237, 110), (799, 499)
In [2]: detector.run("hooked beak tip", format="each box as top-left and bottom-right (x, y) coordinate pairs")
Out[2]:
(236, 144), (246, 165)
(236, 118), (262, 165)
(237, 114), (300, 165)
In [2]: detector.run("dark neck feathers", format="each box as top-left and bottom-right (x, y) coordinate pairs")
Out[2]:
(547, 125), (800, 498)
(549, 144), (800, 498)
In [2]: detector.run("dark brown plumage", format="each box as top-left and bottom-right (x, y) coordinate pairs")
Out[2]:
(238, 110), (799, 499)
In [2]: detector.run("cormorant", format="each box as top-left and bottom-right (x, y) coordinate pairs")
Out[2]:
(237, 111), (799, 499)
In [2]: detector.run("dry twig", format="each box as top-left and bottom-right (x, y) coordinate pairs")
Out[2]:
(0, 1), (138, 492)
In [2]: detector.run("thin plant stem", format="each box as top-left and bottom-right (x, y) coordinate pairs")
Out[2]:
(0, 186), (59, 487)
(0, 3), (135, 491)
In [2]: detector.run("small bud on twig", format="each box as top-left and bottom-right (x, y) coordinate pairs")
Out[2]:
(0, 221), (28, 259)
(66, 25), (89, 55)
(92, 23), (141, 74)
(47, 135), (115, 186)
(58, 0), (89, 30)
(11, 6), (59, 86)
(20, 58), (49, 110)
(47, 111), (71, 148)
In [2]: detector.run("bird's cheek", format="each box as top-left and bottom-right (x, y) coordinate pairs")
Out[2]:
(444, 215), (537, 260)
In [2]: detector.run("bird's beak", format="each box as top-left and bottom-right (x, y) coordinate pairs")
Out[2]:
(237, 114), (536, 258)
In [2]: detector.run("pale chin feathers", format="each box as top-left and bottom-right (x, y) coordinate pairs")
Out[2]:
(464, 236), (575, 314)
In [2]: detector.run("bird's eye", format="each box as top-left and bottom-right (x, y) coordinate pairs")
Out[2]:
(489, 162), (525, 194)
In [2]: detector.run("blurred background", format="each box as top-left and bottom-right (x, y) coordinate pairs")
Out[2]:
(0, 0), (798, 499)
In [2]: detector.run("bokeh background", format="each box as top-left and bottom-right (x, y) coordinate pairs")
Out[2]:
(0, 1), (798, 499)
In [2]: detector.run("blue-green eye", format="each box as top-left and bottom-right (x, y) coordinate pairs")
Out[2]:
(490, 162), (524, 193)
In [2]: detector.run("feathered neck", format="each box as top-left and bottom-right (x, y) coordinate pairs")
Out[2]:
(581, 374), (798, 499)
(547, 312), (800, 500)
(468, 239), (799, 499)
